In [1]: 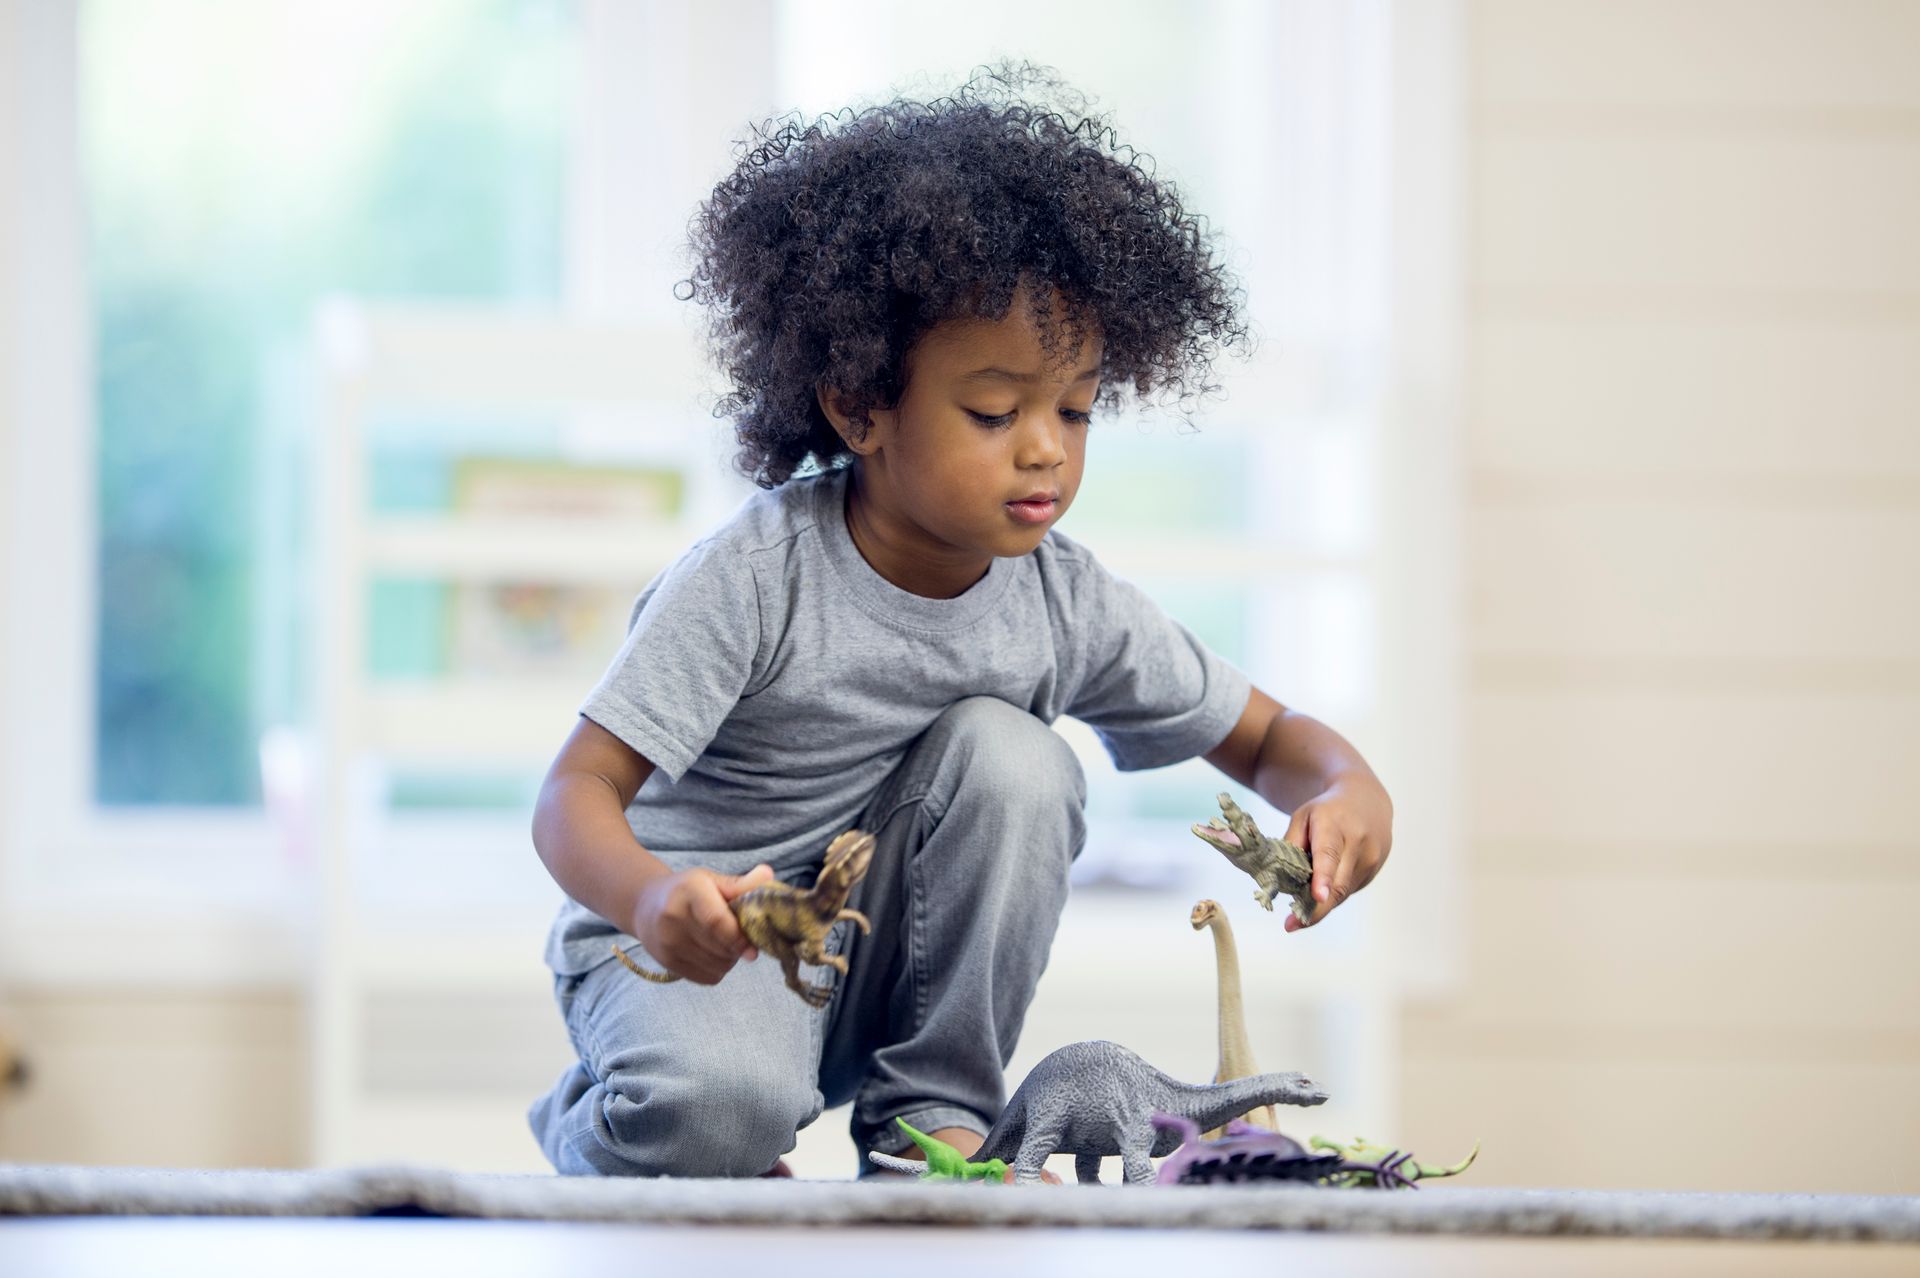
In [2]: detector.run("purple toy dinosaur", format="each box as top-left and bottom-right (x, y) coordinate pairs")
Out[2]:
(1152, 1113), (1479, 1189)
(1151, 1113), (1344, 1186)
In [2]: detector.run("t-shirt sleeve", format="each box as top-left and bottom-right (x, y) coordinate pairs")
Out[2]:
(578, 538), (763, 783)
(1061, 558), (1252, 772)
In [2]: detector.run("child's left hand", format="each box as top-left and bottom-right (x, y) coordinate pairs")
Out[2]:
(1282, 772), (1393, 931)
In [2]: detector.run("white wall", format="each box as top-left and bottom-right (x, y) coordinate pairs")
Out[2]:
(1398, 0), (1920, 1193)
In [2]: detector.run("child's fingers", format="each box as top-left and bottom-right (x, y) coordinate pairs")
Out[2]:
(1281, 807), (1323, 931)
(717, 863), (775, 899)
(689, 882), (752, 965)
(712, 865), (773, 959)
(655, 927), (732, 984)
(1301, 816), (1348, 927)
(1283, 808), (1311, 852)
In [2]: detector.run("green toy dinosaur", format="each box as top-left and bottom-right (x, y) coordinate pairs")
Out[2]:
(865, 1118), (1011, 1183)
(1309, 1134), (1481, 1188)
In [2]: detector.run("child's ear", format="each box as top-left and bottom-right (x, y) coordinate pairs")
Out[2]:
(816, 383), (891, 456)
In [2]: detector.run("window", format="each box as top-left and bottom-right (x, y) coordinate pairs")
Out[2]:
(83, 0), (577, 806)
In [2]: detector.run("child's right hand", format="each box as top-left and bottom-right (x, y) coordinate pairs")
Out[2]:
(629, 863), (775, 984)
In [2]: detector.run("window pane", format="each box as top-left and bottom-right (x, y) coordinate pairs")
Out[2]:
(81, 0), (577, 804)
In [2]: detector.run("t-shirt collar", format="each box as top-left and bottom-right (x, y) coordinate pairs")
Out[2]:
(810, 465), (1016, 632)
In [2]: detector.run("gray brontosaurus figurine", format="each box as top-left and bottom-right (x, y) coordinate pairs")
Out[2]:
(967, 1040), (1327, 1185)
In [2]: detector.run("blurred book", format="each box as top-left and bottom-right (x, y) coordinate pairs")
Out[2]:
(438, 455), (673, 678)
(449, 580), (627, 678)
(451, 455), (684, 520)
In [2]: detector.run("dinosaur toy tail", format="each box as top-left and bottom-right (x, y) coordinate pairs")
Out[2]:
(866, 1150), (927, 1176)
(611, 943), (680, 983)
(1428, 1138), (1481, 1179)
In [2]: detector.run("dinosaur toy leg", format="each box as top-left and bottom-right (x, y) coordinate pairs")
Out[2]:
(794, 936), (849, 976)
(1012, 1130), (1057, 1185)
(1074, 1152), (1103, 1184)
(777, 951), (833, 1008)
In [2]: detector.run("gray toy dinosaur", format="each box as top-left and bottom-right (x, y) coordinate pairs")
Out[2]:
(875, 1040), (1327, 1186)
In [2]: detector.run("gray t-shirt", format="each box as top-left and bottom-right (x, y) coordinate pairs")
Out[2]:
(544, 464), (1251, 974)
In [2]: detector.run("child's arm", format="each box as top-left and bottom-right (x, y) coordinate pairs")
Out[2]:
(532, 715), (772, 982)
(1203, 686), (1393, 931)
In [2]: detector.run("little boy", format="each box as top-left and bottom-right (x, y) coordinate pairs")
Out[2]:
(526, 63), (1392, 1179)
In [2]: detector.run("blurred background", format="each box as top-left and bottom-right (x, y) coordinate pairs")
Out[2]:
(0, 0), (1913, 1191)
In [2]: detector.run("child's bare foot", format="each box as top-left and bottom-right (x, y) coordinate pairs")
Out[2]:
(759, 1158), (793, 1178)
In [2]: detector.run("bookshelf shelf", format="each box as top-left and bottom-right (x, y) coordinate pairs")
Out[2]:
(312, 302), (752, 1168)
(364, 678), (588, 763)
(363, 514), (689, 582)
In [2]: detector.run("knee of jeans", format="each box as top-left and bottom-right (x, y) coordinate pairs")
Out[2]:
(936, 696), (1086, 810)
(596, 1051), (818, 1177)
(933, 697), (1088, 875)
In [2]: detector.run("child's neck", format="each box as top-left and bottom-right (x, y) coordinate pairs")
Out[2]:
(843, 463), (992, 600)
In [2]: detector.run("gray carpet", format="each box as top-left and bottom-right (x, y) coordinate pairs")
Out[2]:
(1, 1164), (1917, 1242)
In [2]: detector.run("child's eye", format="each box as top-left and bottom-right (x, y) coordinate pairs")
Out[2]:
(967, 409), (1095, 428)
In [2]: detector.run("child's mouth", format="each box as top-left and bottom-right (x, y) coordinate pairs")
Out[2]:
(1006, 497), (1057, 525)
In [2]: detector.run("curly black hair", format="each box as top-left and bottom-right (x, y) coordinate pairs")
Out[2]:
(675, 59), (1253, 489)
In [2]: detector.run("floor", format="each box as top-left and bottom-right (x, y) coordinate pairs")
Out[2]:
(2, 1219), (1916, 1278)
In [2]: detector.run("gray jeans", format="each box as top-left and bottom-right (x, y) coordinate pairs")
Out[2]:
(525, 696), (1088, 1177)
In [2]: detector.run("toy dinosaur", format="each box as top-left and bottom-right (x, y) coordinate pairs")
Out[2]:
(1153, 1114), (1480, 1189)
(1190, 792), (1315, 925)
(962, 1039), (1327, 1186)
(613, 829), (875, 1008)
(1190, 899), (1277, 1137)
(1309, 1134), (1480, 1188)
(865, 1117), (1011, 1183)
(1151, 1114), (1344, 1186)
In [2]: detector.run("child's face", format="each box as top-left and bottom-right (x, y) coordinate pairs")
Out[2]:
(831, 286), (1101, 579)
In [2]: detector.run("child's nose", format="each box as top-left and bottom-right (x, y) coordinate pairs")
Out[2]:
(1013, 412), (1069, 469)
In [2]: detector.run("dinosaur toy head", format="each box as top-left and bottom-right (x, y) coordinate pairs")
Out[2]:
(821, 829), (876, 885)
(1190, 819), (1238, 852)
(1189, 899), (1222, 930)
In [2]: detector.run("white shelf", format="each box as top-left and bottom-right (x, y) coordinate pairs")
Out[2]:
(311, 303), (727, 1167)
(364, 514), (688, 582)
(316, 300), (711, 412)
(362, 678), (585, 763)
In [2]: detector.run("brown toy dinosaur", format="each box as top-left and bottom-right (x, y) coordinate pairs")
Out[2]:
(1190, 899), (1279, 1138)
(612, 828), (875, 1009)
